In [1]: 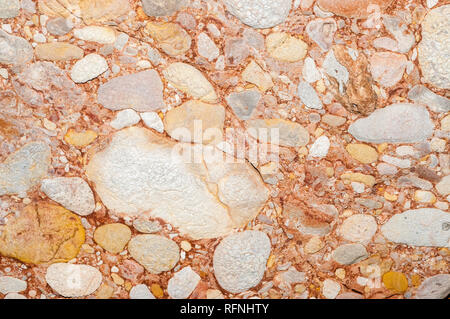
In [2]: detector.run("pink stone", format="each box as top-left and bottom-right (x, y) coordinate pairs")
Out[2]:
(369, 52), (407, 87)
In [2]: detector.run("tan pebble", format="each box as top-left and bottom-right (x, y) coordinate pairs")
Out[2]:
(304, 236), (324, 254)
(111, 273), (124, 286)
(265, 32), (308, 62)
(151, 283), (164, 298)
(180, 240), (192, 252)
(413, 190), (436, 203)
(94, 223), (132, 254)
(64, 129), (98, 148)
(346, 143), (378, 164)
(96, 283), (114, 299)
(294, 284), (306, 294)
(341, 172), (376, 187)
(242, 60), (274, 92)
(335, 268), (346, 280)
(383, 191), (397, 202)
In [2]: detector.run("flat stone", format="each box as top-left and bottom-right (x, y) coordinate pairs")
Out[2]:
(0, 276), (27, 294)
(128, 234), (180, 274)
(64, 129), (98, 148)
(144, 22), (191, 56)
(306, 18), (337, 51)
(266, 32), (308, 62)
(341, 172), (376, 187)
(369, 52), (407, 87)
(435, 175), (450, 196)
(110, 109), (140, 130)
(297, 81), (323, 109)
(142, 0), (183, 17)
(317, 0), (393, 18)
(94, 223), (132, 254)
(140, 112), (164, 133)
(418, 5), (450, 89)
(331, 243), (368, 265)
(308, 135), (330, 158)
(346, 143), (378, 164)
(348, 103), (434, 144)
(98, 70), (164, 112)
(45, 263), (102, 297)
(0, 0), (20, 18)
(408, 85), (450, 113)
(226, 89), (261, 120)
(164, 100), (225, 144)
(322, 114), (346, 127)
(197, 32), (219, 61)
(223, 0), (292, 29)
(70, 53), (108, 83)
(0, 142), (51, 197)
(41, 177), (95, 216)
(381, 208), (450, 247)
(35, 42), (84, 61)
(246, 118), (310, 147)
(13, 62), (86, 109)
(130, 284), (155, 299)
(0, 30), (33, 66)
(0, 203), (85, 264)
(163, 62), (217, 103)
(213, 230), (271, 293)
(241, 60), (274, 92)
(85, 127), (268, 239)
(132, 218), (162, 234)
(338, 214), (377, 244)
(167, 266), (200, 299)
(73, 26), (116, 44)
(416, 274), (450, 299)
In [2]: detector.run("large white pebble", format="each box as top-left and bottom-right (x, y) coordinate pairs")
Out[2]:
(167, 266), (200, 299)
(70, 53), (108, 83)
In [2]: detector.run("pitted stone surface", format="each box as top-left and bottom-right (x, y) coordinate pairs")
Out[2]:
(85, 127), (268, 239)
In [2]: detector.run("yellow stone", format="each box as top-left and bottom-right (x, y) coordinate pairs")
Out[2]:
(242, 60), (274, 92)
(111, 273), (124, 286)
(326, 167), (334, 177)
(377, 143), (388, 153)
(382, 271), (408, 294)
(294, 284), (306, 294)
(96, 283), (114, 299)
(265, 32), (308, 62)
(335, 268), (346, 280)
(35, 43), (84, 61)
(124, 281), (132, 291)
(64, 129), (98, 148)
(94, 223), (132, 254)
(0, 203), (85, 264)
(413, 190), (436, 203)
(144, 22), (191, 56)
(164, 100), (225, 144)
(346, 143), (378, 164)
(81, 243), (95, 254)
(267, 254), (276, 268)
(151, 283), (164, 298)
(383, 191), (397, 201)
(341, 172), (376, 187)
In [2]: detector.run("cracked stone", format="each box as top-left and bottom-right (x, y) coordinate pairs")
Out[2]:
(213, 230), (271, 293)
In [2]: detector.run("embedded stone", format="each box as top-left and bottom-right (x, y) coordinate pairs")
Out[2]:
(266, 32), (308, 62)
(246, 119), (310, 147)
(94, 223), (132, 254)
(35, 42), (84, 61)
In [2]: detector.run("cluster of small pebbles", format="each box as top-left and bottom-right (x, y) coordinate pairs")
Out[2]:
(0, 0), (449, 300)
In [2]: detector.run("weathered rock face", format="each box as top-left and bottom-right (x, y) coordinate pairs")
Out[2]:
(348, 104), (434, 143)
(415, 274), (450, 299)
(0, 30), (33, 66)
(12, 62), (86, 110)
(317, 0), (393, 18)
(128, 235), (179, 274)
(45, 263), (102, 297)
(0, 203), (85, 264)
(213, 231), (271, 293)
(381, 208), (450, 247)
(0, 142), (51, 197)
(41, 177), (95, 216)
(97, 70), (164, 112)
(85, 127), (268, 239)
(223, 0), (292, 29)
(164, 100), (225, 144)
(418, 5), (450, 89)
